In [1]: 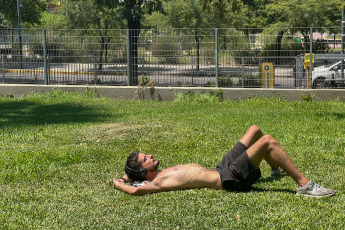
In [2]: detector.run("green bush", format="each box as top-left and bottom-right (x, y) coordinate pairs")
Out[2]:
(151, 37), (181, 64)
(243, 73), (262, 88)
(28, 40), (75, 63)
(219, 74), (262, 88)
(222, 29), (261, 65)
(200, 40), (216, 65)
(219, 75), (236, 87)
(262, 36), (304, 57)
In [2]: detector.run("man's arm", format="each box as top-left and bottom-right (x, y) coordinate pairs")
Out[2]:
(118, 174), (130, 183)
(113, 177), (165, 196)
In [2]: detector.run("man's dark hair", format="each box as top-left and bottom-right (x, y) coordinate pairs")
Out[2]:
(125, 151), (144, 181)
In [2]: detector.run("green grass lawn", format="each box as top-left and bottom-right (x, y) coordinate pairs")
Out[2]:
(0, 90), (344, 229)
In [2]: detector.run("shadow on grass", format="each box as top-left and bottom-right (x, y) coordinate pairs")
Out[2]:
(251, 187), (296, 194)
(320, 112), (345, 120)
(252, 176), (296, 194)
(0, 100), (116, 128)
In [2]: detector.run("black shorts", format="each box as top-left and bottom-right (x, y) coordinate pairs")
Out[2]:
(216, 142), (261, 192)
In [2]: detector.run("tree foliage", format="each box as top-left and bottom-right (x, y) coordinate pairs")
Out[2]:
(52, 0), (164, 85)
(201, 0), (242, 14)
(0, 0), (47, 26)
(201, 0), (344, 30)
(146, 0), (222, 29)
(52, 0), (122, 29)
(264, 0), (343, 29)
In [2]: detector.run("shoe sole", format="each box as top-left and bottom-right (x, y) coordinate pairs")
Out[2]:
(296, 192), (336, 197)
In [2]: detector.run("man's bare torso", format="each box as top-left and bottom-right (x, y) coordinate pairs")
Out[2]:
(114, 164), (223, 195)
(151, 164), (223, 191)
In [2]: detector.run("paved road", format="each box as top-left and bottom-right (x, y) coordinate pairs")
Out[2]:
(1, 62), (298, 88)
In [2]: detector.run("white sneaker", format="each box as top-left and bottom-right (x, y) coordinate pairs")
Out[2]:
(296, 180), (336, 197)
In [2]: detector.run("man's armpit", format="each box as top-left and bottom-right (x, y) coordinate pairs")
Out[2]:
(134, 182), (165, 195)
(131, 180), (151, 187)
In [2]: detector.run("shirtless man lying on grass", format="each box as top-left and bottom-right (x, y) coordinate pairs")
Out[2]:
(113, 125), (336, 197)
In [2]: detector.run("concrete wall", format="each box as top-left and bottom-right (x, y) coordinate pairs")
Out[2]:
(1, 84), (345, 101)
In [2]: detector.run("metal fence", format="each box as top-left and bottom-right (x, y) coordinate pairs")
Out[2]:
(1, 27), (344, 88)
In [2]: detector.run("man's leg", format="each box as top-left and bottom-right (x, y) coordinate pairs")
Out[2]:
(239, 125), (280, 170)
(246, 134), (309, 187)
(243, 126), (335, 197)
(238, 125), (263, 148)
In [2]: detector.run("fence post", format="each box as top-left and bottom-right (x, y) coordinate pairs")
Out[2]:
(341, 9), (344, 79)
(127, 29), (133, 86)
(2, 54), (5, 83)
(43, 29), (49, 85)
(94, 56), (97, 85)
(241, 57), (245, 87)
(215, 28), (219, 88)
(17, 0), (23, 69)
(309, 27), (313, 88)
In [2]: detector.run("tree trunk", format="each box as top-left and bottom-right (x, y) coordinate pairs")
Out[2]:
(128, 18), (140, 86)
(98, 33), (105, 71)
(97, 19), (104, 71)
(104, 40), (109, 63)
(104, 24), (109, 64)
(303, 34), (310, 52)
(274, 31), (284, 65)
(195, 29), (200, 72)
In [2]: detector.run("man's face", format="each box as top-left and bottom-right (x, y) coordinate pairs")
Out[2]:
(138, 153), (159, 172)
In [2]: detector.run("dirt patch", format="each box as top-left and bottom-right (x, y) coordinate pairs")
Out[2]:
(96, 122), (144, 131)
(90, 122), (163, 139)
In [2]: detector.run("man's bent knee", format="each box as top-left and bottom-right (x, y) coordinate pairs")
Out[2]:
(248, 125), (262, 134)
(261, 135), (279, 150)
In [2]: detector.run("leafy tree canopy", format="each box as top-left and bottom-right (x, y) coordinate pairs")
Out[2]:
(45, 0), (164, 30)
(201, 0), (344, 30)
(261, 0), (344, 36)
(48, 0), (121, 29)
(265, 0), (343, 28)
(145, 0), (253, 29)
(145, 0), (221, 29)
(0, 0), (47, 26)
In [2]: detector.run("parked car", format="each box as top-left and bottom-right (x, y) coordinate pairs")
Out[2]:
(313, 51), (342, 67)
(312, 60), (345, 88)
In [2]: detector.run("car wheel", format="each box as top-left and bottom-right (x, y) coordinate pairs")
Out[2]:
(312, 78), (326, 88)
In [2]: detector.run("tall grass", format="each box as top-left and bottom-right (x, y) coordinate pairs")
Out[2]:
(0, 90), (344, 229)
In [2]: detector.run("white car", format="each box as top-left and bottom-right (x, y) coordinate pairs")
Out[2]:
(312, 60), (345, 88)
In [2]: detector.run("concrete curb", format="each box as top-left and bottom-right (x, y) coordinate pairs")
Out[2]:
(1, 84), (345, 101)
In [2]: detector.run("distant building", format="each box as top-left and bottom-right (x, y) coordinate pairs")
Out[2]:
(47, 0), (59, 13)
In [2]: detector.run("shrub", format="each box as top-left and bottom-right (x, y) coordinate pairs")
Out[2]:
(242, 73), (262, 88)
(219, 75), (236, 87)
(28, 40), (75, 63)
(218, 74), (262, 88)
(221, 29), (261, 65)
(151, 37), (181, 64)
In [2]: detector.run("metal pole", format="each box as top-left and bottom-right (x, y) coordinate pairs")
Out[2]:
(127, 29), (132, 86)
(17, 0), (23, 69)
(43, 29), (49, 85)
(94, 56), (97, 84)
(2, 54), (5, 83)
(341, 9), (344, 79)
(17, 0), (22, 32)
(241, 57), (244, 87)
(215, 28), (219, 88)
(309, 27), (313, 89)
